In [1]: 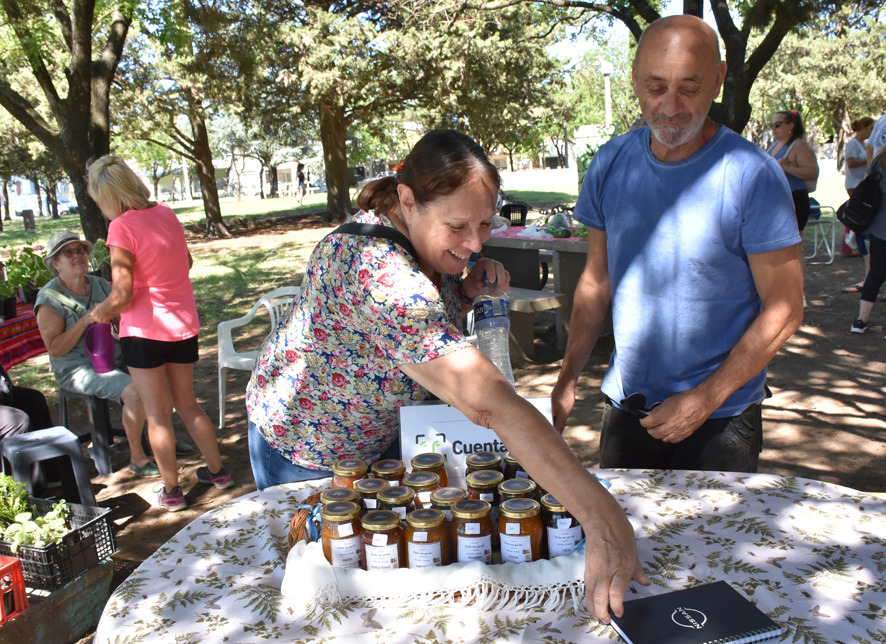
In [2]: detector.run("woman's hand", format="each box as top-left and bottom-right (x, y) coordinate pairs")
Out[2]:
(90, 301), (113, 325)
(462, 258), (510, 301)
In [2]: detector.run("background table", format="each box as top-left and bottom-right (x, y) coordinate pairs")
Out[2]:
(96, 470), (886, 642)
(0, 302), (46, 369)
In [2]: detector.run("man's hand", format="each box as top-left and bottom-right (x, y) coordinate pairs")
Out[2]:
(550, 378), (576, 434)
(640, 388), (716, 443)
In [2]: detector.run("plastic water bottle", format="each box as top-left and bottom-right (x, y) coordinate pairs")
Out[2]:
(472, 280), (516, 386)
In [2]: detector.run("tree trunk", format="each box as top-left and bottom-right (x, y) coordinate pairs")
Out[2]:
(1, 180), (8, 223)
(319, 98), (353, 223)
(269, 164), (279, 198)
(32, 178), (44, 218)
(187, 89), (231, 238)
(182, 156), (194, 200)
(70, 174), (110, 242)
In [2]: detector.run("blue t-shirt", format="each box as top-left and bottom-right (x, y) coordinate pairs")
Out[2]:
(574, 125), (800, 417)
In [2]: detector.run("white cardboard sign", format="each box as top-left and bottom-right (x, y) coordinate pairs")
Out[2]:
(399, 398), (553, 487)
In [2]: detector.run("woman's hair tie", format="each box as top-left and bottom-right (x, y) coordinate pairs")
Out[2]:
(392, 161), (404, 181)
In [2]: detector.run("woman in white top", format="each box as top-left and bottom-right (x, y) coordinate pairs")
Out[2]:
(842, 117), (875, 292)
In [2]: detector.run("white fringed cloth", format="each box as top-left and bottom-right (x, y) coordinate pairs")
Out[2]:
(281, 540), (586, 615)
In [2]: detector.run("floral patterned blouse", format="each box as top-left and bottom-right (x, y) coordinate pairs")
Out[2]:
(246, 210), (469, 470)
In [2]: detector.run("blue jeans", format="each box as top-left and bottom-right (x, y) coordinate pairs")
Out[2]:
(248, 420), (331, 490)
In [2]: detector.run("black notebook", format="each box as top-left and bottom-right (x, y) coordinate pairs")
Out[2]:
(610, 581), (784, 644)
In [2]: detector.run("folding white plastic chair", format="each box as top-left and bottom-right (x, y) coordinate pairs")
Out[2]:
(217, 286), (300, 427)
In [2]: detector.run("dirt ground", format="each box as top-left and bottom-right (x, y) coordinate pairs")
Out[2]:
(69, 215), (884, 642)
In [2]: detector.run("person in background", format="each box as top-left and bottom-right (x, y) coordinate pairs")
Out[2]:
(87, 157), (232, 512)
(35, 231), (171, 479)
(552, 16), (803, 473)
(849, 114), (886, 336)
(842, 116), (875, 292)
(296, 163), (307, 205)
(768, 109), (820, 303)
(247, 129), (647, 622)
(0, 362), (54, 491)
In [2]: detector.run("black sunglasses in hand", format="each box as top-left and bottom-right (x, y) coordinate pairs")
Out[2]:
(620, 392), (662, 419)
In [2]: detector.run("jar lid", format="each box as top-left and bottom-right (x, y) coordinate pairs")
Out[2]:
(465, 452), (501, 469)
(451, 499), (491, 519)
(540, 493), (567, 513)
(503, 451), (519, 465)
(403, 471), (440, 490)
(499, 478), (537, 497)
(320, 488), (360, 505)
(430, 487), (467, 507)
(319, 500), (361, 521)
(331, 458), (368, 477)
(466, 469), (504, 489)
(377, 485), (415, 505)
(500, 498), (541, 519)
(361, 510), (402, 531)
(371, 459), (406, 477)
(354, 478), (389, 495)
(406, 508), (446, 529)
(411, 453), (446, 470)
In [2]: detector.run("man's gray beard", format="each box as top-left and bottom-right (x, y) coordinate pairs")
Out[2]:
(648, 116), (705, 149)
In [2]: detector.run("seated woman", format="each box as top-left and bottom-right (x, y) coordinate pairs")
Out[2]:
(34, 231), (191, 477)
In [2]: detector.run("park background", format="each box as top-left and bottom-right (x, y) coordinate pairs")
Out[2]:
(0, 2), (884, 642)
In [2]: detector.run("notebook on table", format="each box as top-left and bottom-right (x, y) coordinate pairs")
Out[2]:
(610, 580), (784, 644)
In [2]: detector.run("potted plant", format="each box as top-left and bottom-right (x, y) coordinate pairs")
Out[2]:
(14, 246), (52, 303)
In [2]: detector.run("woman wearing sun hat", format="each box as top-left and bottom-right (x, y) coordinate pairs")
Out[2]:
(34, 230), (165, 477)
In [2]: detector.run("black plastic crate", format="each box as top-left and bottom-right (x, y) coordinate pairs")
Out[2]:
(0, 498), (116, 589)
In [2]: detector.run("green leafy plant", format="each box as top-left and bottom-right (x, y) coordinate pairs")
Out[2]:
(2, 500), (70, 553)
(89, 238), (110, 273)
(0, 474), (30, 527)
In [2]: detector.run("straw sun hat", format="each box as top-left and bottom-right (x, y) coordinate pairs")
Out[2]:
(42, 231), (94, 269)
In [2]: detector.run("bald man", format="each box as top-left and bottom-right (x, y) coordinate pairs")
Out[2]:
(553, 15), (804, 472)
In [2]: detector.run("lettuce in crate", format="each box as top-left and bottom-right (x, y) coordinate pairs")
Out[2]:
(0, 474), (71, 552)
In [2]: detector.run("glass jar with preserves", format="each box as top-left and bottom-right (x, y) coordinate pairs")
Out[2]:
(410, 452), (449, 487)
(371, 459), (406, 486)
(331, 458), (368, 489)
(320, 487), (362, 507)
(464, 451), (502, 476)
(541, 493), (584, 558)
(376, 485), (415, 519)
(405, 508), (449, 568)
(450, 499), (493, 564)
(430, 487), (467, 521)
(360, 510), (405, 570)
(498, 498), (543, 563)
(403, 471), (440, 509)
(466, 470), (504, 506)
(320, 501), (363, 569)
(502, 452), (529, 481)
(498, 478), (539, 503)
(353, 477), (389, 512)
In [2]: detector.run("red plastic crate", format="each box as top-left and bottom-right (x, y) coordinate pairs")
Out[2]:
(0, 555), (28, 625)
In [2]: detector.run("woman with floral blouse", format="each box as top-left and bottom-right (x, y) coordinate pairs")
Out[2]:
(246, 129), (647, 623)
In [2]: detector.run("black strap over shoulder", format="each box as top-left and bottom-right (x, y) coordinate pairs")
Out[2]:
(330, 222), (418, 262)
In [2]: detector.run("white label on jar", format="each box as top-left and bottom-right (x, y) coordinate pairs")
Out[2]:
(456, 534), (492, 563)
(480, 492), (494, 502)
(364, 498), (377, 509)
(407, 540), (442, 568)
(329, 535), (362, 568)
(392, 506), (407, 519)
(337, 523), (354, 538)
(547, 525), (583, 558)
(505, 522), (521, 535)
(500, 533), (532, 563)
(412, 531), (429, 542)
(556, 518), (572, 530)
(371, 533), (388, 546)
(418, 491), (432, 504)
(463, 522), (480, 535)
(515, 471), (529, 479)
(390, 479), (400, 486)
(365, 543), (401, 570)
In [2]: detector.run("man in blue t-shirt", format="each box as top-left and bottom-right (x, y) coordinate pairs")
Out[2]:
(552, 15), (804, 472)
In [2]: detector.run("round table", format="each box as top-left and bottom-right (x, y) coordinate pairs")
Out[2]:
(95, 470), (886, 642)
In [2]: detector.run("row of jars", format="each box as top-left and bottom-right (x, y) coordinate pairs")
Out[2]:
(319, 493), (584, 571)
(330, 450), (530, 493)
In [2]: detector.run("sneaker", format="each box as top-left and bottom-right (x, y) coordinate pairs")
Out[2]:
(196, 466), (234, 490)
(129, 461), (161, 477)
(850, 319), (867, 334)
(157, 485), (187, 512)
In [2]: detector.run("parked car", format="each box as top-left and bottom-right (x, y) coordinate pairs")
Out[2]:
(57, 199), (79, 216)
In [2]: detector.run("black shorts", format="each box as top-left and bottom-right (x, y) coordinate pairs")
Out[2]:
(120, 335), (199, 369)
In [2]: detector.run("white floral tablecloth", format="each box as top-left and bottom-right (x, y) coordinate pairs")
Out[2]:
(96, 470), (886, 643)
